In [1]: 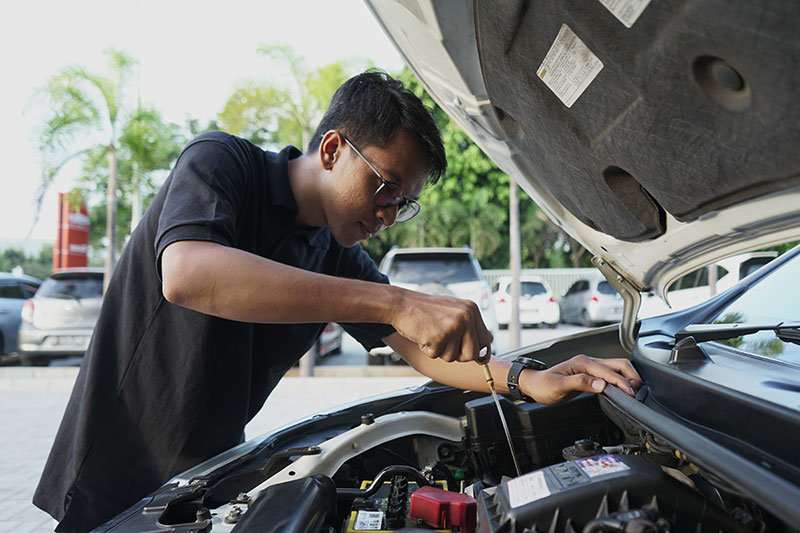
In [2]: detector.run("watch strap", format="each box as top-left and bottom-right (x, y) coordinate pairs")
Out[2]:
(507, 357), (547, 402)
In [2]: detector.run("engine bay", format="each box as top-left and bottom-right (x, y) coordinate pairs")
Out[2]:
(137, 387), (781, 533)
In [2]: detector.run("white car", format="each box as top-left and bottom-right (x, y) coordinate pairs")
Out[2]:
(638, 251), (778, 318)
(493, 275), (559, 328)
(559, 277), (624, 327)
(369, 247), (497, 364)
(17, 268), (104, 366)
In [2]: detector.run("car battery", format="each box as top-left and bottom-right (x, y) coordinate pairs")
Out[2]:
(346, 479), (456, 532)
(464, 393), (622, 481)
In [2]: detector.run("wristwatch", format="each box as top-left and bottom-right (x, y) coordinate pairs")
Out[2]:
(507, 356), (548, 402)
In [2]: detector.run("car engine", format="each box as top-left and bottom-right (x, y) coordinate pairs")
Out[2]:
(135, 385), (780, 533)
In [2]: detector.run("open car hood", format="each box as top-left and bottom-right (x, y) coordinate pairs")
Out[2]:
(364, 0), (800, 298)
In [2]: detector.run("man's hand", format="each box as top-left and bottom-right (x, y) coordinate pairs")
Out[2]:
(388, 289), (493, 363)
(519, 354), (642, 404)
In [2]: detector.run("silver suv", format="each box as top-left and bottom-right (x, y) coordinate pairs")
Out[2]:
(368, 247), (498, 364)
(17, 268), (103, 366)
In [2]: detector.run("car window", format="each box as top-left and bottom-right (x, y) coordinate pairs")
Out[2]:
(597, 281), (616, 295)
(739, 257), (774, 279)
(0, 282), (26, 299)
(387, 254), (480, 284)
(668, 265), (728, 292)
(521, 282), (547, 297)
(705, 256), (800, 366)
(20, 282), (39, 298)
(38, 275), (103, 299)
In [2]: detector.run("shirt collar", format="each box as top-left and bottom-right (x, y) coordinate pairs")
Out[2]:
(267, 145), (303, 213)
(268, 145), (331, 250)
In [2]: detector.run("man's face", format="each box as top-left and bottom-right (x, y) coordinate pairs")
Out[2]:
(322, 129), (430, 247)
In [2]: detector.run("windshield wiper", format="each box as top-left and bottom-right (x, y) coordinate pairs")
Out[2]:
(674, 322), (800, 345)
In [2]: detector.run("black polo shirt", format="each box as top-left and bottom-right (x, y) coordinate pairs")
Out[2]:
(34, 131), (395, 532)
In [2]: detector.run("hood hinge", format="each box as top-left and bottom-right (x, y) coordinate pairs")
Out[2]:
(592, 256), (642, 354)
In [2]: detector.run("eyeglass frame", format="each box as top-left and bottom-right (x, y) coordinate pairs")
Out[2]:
(340, 134), (421, 223)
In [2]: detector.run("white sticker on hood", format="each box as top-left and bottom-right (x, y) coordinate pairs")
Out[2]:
(599, 0), (652, 28)
(537, 24), (604, 108)
(507, 470), (551, 508)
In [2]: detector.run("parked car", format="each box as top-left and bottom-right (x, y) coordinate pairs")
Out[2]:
(368, 246), (498, 364)
(638, 251), (778, 318)
(316, 322), (343, 361)
(559, 277), (623, 326)
(17, 268), (103, 366)
(101, 2), (800, 531)
(0, 272), (40, 356)
(492, 275), (559, 328)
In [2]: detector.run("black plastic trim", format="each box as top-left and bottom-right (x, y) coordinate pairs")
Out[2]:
(603, 385), (800, 526)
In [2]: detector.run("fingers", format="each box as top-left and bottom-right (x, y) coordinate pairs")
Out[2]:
(568, 355), (640, 396)
(596, 357), (643, 389)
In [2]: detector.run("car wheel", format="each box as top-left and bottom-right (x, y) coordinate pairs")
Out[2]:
(367, 354), (385, 365)
(581, 310), (595, 328)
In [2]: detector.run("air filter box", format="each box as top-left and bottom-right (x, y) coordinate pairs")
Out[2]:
(475, 454), (747, 532)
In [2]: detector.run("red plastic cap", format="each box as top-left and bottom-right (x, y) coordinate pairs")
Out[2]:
(408, 486), (477, 533)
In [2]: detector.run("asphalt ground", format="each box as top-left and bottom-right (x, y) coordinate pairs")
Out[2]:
(0, 324), (587, 532)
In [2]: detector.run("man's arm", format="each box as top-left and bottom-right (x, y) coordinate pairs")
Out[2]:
(385, 332), (642, 403)
(161, 240), (493, 362)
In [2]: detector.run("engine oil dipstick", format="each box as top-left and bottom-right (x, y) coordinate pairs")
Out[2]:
(476, 346), (522, 477)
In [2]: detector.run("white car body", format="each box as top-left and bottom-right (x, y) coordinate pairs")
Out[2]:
(492, 275), (559, 327)
(559, 277), (623, 327)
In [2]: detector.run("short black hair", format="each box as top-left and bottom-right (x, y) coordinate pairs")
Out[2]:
(308, 70), (446, 184)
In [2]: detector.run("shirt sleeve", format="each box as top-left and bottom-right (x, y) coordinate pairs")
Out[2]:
(154, 134), (248, 278)
(336, 245), (397, 351)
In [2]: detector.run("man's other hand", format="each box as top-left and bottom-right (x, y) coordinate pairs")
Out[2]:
(520, 355), (642, 404)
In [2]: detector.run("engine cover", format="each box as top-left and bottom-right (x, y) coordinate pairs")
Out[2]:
(474, 454), (747, 532)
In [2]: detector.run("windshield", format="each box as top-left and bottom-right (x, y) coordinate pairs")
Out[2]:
(704, 253), (800, 366)
(521, 282), (547, 297)
(387, 254), (480, 284)
(38, 274), (103, 299)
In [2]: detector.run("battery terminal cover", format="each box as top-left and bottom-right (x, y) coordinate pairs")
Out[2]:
(408, 486), (477, 533)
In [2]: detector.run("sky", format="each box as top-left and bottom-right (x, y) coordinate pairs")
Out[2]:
(0, 0), (404, 250)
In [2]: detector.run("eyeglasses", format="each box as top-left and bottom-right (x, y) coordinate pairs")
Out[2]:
(342, 135), (421, 223)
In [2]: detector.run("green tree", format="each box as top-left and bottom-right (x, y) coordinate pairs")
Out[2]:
(0, 246), (53, 280)
(0, 249), (26, 273)
(219, 43), (369, 150)
(33, 48), (136, 290)
(121, 107), (184, 231)
(77, 106), (184, 251)
(521, 199), (561, 268)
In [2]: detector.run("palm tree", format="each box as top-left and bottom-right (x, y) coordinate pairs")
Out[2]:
(219, 43), (368, 150)
(34, 48), (136, 291)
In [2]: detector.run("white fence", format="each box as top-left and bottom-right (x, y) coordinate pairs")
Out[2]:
(483, 268), (601, 299)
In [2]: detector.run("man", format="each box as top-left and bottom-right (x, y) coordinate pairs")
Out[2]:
(34, 71), (641, 532)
